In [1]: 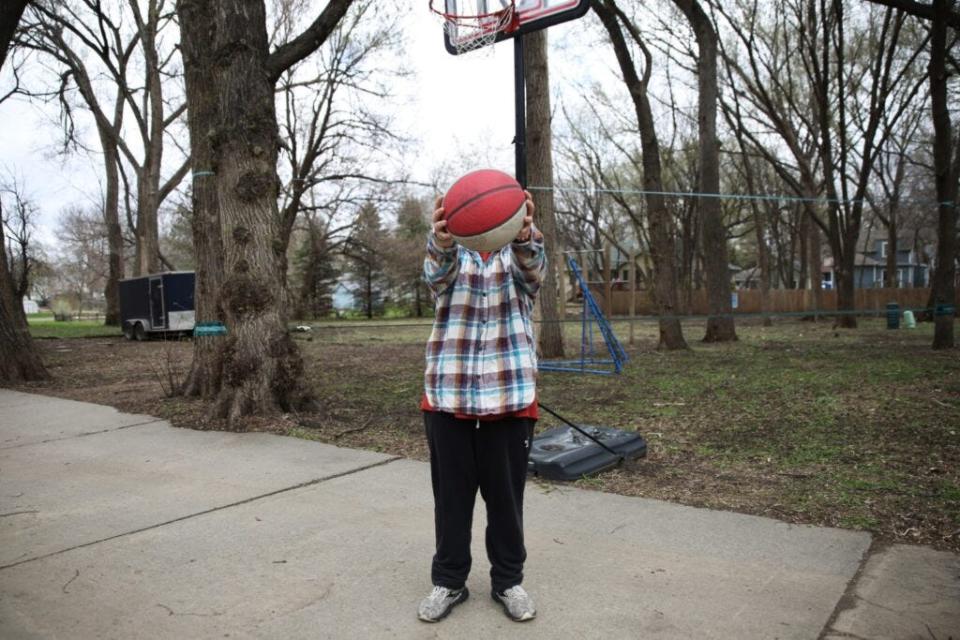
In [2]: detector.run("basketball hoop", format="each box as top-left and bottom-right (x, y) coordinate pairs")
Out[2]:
(429, 0), (519, 55)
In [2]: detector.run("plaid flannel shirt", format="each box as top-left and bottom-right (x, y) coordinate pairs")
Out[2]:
(423, 228), (546, 416)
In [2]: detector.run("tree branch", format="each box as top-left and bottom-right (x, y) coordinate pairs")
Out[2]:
(266, 0), (355, 82)
(864, 0), (960, 28)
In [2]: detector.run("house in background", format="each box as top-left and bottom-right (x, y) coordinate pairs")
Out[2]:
(22, 298), (39, 314)
(821, 238), (930, 289)
(853, 239), (929, 288)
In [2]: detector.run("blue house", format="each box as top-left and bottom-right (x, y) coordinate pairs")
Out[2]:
(851, 239), (929, 288)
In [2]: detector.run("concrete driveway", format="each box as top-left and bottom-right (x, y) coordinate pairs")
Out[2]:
(1, 389), (957, 639)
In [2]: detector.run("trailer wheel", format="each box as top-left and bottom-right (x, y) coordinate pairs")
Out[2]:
(133, 322), (146, 342)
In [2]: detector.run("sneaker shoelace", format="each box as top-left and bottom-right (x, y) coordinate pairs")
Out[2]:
(430, 586), (452, 602)
(503, 585), (528, 600)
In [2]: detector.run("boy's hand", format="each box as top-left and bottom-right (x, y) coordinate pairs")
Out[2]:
(432, 196), (455, 249)
(515, 190), (535, 243)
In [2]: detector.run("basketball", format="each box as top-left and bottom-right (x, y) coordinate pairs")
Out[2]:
(442, 169), (527, 252)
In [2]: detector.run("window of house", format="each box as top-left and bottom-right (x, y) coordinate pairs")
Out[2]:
(880, 241), (888, 258)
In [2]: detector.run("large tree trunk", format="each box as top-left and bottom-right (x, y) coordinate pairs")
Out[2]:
(0, 226), (48, 382)
(201, 0), (311, 426)
(673, 0), (736, 343)
(930, 0), (957, 349)
(834, 245), (857, 327)
(594, 0), (686, 350)
(178, 0), (226, 399)
(524, 30), (565, 358)
(179, 0), (353, 422)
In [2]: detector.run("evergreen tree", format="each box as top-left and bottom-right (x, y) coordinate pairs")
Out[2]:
(293, 220), (338, 319)
(344, 203), (386, 318)
(386, 198), (430, 317)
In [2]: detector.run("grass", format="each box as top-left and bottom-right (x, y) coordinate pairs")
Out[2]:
(28, 317), (120, 339)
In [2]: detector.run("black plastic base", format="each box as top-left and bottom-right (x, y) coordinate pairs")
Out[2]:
(527, 425), (647, 481)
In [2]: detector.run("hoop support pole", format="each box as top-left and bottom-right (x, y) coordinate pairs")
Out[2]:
(514, 34), (527, 188)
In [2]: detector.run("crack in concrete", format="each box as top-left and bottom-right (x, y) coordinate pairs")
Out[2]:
(0, 456), (402, 572)
(0, 419), (165, 450)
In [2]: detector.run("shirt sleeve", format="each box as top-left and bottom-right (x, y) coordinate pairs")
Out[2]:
(510, 225), (546, 298)
(423, 232), (461, 296)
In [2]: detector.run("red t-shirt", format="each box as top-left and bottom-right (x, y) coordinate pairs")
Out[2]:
(420, 393), (538, 421)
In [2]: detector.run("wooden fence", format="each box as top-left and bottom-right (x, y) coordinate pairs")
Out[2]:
(590, 287), (932, 317)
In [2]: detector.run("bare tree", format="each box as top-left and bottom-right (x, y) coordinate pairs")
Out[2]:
(867, 104), (927, 288)
(56, 206), (110, 316)
(176, 0), (355, 427)
(712, 0), (928, 327)
(19, 0), (190, 323)
(274, 0), (404, 275)
(593, 0), (688, 349)
(0, 0), (48, 383)
(1, 175), (40, 306)
(670, 0), (736, 341)
(0, 213), (48, 382)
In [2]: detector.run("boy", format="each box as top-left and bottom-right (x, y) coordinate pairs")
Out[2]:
(418, 191), (545, 623)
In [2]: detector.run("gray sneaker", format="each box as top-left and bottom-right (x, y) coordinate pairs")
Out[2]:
(418, 585), (469, 622)
(492, 585), (536, 621)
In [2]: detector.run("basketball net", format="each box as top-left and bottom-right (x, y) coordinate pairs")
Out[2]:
(429, 0), (520, 55)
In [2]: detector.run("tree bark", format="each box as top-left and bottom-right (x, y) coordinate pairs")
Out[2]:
(177, 0), (354, 424)
(886, 216), (898, 288)
(178, 0), (225, 399)
(100, 113), (124, 326)
(198, 0), (314, 426)
(807, 211), (823, 317)
(523, 30), (565, 358)
(0, 222), (48, 382)
(929, 0), (957, 349)
(594, 0), (687, 350)
(673, 0), (736, 342)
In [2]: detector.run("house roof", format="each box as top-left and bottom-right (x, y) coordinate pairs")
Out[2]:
(855, 254), (885, 267)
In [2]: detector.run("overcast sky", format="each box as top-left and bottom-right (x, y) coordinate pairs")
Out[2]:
(0, 3), (619, 249)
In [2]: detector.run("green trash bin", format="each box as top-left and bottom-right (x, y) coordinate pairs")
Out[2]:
(886, 302), (900, 329)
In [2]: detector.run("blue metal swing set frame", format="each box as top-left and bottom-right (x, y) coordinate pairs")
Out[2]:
(538, 256), (629, 375)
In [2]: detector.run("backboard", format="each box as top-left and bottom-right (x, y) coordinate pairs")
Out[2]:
(440, 0), (591, 55)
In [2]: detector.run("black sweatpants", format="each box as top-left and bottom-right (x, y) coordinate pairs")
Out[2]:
(424, 410), (535, 594)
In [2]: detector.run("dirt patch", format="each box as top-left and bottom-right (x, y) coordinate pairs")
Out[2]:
(12, 319), (960, 552)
